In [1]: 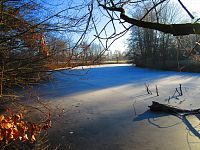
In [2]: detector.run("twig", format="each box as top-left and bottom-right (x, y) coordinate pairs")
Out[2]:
(180, 84), (183, 96)
(0, 70), (2, 96)
(167, 96), (170, 103)
(155, 85), (159, 96)
(145, 83), (152, 95)
(175, 88), (181, 96)
(0, 65), (4, 96)
(132, 100), (137, 116)
(0, 95), (20, 98)
(177, 0), (194, 19)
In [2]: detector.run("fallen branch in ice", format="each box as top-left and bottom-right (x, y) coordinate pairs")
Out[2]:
(148, 101), (200, 140)
(148, 101), (200, 116)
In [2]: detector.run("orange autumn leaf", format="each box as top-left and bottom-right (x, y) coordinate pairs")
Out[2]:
(0, 115), (4, 122)
(30, 134), (36, 142)
(22, 134), (29, 142)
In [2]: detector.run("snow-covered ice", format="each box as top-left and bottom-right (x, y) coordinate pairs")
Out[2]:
(37, 64), (200, 150)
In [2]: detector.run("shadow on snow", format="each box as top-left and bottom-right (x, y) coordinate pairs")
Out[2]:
(36, 65), (199, 99)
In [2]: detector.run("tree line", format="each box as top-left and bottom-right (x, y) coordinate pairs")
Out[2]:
(126, 2), (200, 72)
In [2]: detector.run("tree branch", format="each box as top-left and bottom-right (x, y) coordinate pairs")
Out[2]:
(98, 1), (200, 36)
(120, 13), (200, 35)
(177, 0), (194, 19)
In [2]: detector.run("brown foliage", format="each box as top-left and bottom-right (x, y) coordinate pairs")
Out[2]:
(0, 111), (51, 144)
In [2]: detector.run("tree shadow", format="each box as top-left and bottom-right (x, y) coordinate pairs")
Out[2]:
(37, 65), (174, 99)
(182, 115), (200, 139)
(133, 110), (169, 122)
(134, 110), (200, 139)
(133, 110), (181, 128)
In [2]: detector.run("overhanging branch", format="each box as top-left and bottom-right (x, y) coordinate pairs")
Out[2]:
(120, 13), (200, 36)
(98, 1), (200, 36)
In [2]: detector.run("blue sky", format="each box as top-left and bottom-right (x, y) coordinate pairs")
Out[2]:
(95, 0), (200, 53)
(39, 0), (200, 53)
(106, 0), (200, 52)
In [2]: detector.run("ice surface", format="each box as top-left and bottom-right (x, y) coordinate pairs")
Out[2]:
(37, 64), (200, 150)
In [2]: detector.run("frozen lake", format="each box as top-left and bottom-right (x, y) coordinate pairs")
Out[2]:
(37, 64), (200, 150)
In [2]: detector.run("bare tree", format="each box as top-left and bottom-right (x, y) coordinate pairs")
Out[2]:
(127, 2), (186, 68)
